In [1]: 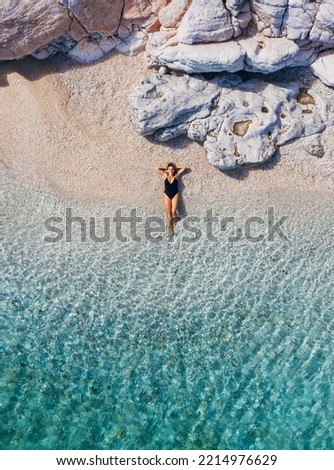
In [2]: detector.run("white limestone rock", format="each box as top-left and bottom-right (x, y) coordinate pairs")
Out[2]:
(0, 0), (71, 60)
(31, 35), (77, 60)
(63, 0), (167, 36)
(204, 81), (282, 168)
(130, 73), (331, 170)
(178, 0), (233, 44)
(31, 47), (55, 60)
(238, 34), (300, 73)
(309, 0), (334, 44)
(63, 0), (125, 35)
(177, 0), (251, 44)
(147, 33), (246, 73)
(205, 81), (329, 169)
(310, 51), (334, 88)
(158, 0), (192, 28)
(98, 36), (120, 54)
(0, 0), (163, 61)
(147, 1), (333, 81)
(292, 40), (326, 67)
(250, 0), (334, 45)
(68, 37), (104, 63)
(148, 31), (301, 75)
(282, 1), (318, 41)
(129, 74), (222, 135)
(228, 0), (253, 38)
(57, 33), (118, 62)
(1, 0), (333, 85)
(115, 29), (148, 56)
(249, 0), (288, 37)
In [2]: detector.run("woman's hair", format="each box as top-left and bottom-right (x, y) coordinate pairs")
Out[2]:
(166, 162), (177, 171)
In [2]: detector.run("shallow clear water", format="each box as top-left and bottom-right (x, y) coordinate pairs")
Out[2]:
(1, 171), (334, 450)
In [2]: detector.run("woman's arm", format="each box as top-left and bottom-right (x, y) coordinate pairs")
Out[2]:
(176, 165), (187, 177)
(156, 166), (167, 176)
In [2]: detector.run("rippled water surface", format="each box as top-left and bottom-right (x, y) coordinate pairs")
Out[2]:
(1, 171), (334, 450)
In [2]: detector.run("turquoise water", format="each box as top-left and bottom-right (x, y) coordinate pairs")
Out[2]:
(1, 172), (334, 450)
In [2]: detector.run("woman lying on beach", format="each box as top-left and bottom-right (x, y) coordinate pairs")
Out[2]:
(156, 162), (187, 233)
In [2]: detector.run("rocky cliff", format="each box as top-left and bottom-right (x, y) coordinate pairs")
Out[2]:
(0, 1), (166, 61)
(1, 0), (333, 169)
(1, 1), (333, 75)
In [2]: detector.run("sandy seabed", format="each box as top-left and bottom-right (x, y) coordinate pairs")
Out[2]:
(1, 51), (333, 215)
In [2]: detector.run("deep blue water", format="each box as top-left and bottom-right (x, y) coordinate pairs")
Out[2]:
(1, 172), (334, 449)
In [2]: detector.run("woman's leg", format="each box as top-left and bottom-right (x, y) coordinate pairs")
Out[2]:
(163, 194), (172, 220)
(171, 194), (179, 230)
(163, 194), (174, 234)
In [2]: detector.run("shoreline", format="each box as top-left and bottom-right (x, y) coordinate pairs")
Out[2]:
(1, 52), (333, 212)
(3, 163), (333, 244)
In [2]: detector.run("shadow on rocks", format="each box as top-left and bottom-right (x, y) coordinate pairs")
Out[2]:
(239, 66), (319, 89)
(220, 148), (282, 180)
(0, 49), (122, 87)
(146, 134), (192, 150)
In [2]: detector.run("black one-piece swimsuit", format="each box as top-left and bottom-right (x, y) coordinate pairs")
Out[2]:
(164, 178), (178, 200)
